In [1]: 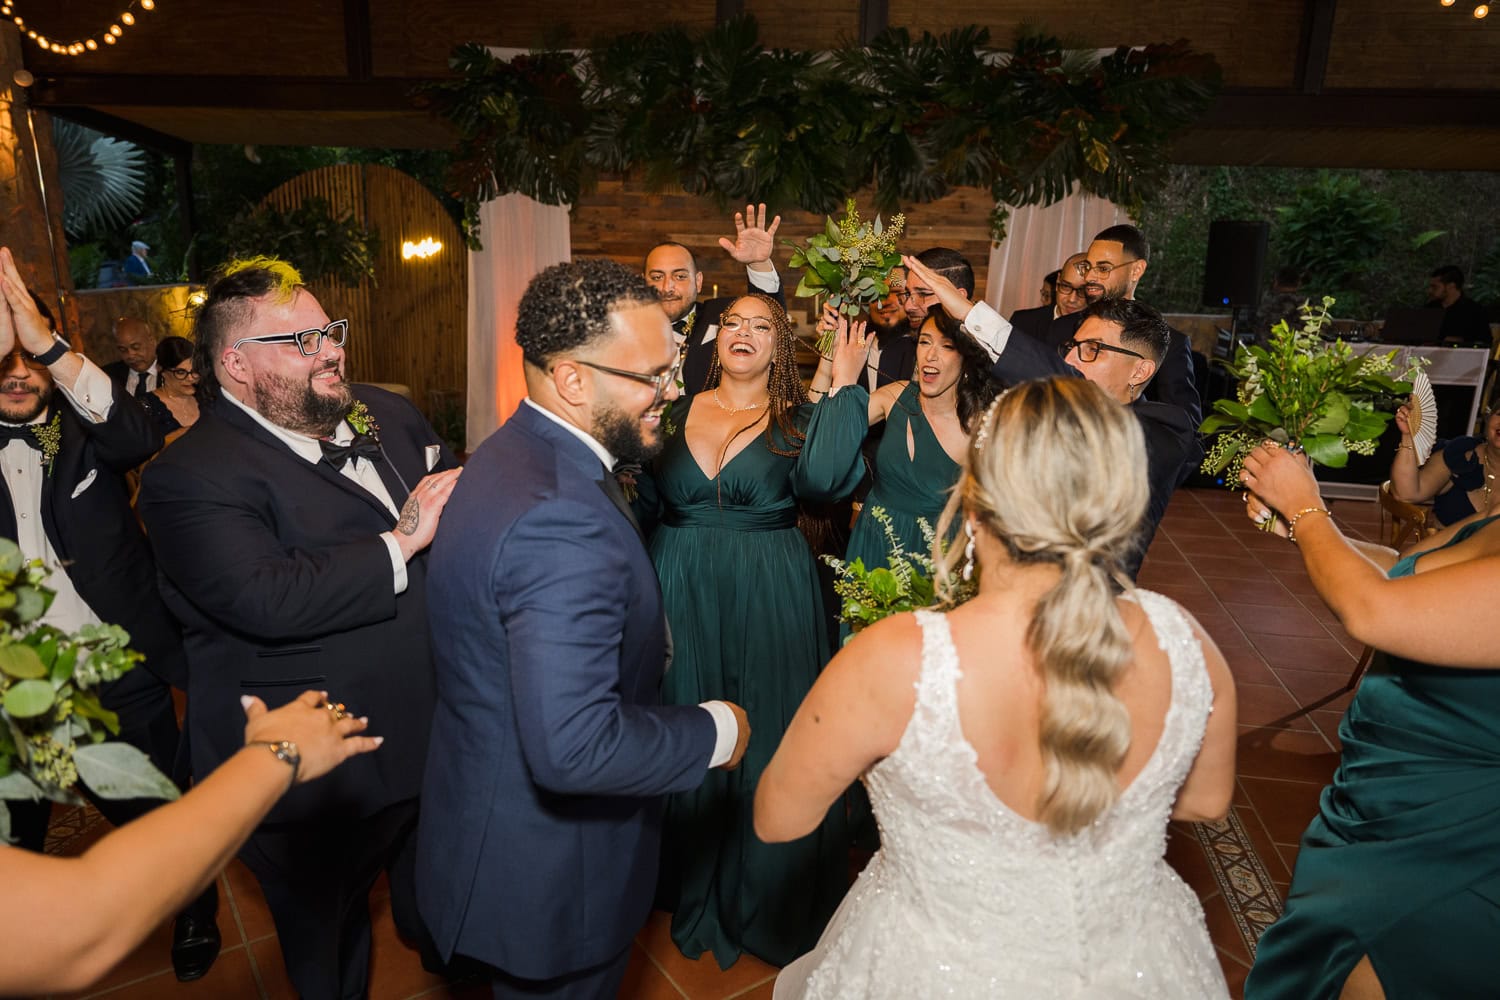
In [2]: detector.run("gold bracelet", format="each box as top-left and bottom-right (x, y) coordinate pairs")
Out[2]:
(1395, 443), (1414, 452)
(1287, 506), (1332, 544)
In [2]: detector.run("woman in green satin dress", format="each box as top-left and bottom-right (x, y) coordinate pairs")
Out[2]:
(638, 293), (864, 969)
(1239, 442), (1500, 1000)
(801, 307), (1003, 638)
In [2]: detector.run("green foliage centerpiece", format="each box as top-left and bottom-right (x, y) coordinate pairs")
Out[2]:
(785, 199), (906, 354)
(1200, 298), (1420, 514)
(822, 507), (975, 639)
(0, 540), (178, 841)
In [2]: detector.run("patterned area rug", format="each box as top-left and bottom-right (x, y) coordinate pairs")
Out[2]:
(1191, 811), (1285, 957)
(44, 803), (109, 855)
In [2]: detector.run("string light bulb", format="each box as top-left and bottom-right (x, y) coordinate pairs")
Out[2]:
(1442, 0), (1457, 6)
(1476, 4), (1490, 16)
(5, 1), (158, 56)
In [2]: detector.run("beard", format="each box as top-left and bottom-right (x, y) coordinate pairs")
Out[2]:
(592, 398), (663, 465)
(0, 379), (51, 424)
(868, 312), (911, 343)
(251, 364), (353, 437)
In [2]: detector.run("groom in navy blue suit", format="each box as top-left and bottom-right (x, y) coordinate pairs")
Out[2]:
(417, 259), (750, 998)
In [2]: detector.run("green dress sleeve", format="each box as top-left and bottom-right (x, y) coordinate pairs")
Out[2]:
(790, 389), (871, 502)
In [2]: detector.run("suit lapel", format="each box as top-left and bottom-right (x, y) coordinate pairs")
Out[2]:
(210, 400), (398, 525)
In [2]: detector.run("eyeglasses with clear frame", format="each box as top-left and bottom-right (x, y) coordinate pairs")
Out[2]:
(1058, 338), (1145, 363)
(230, 318), (350, 357)
(575, 351), (685, 409)
(1073, 259), (1139, 279)
(719, 313), (775, 336)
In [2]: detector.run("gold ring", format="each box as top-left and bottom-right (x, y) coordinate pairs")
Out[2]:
(324, 701), (347, 721)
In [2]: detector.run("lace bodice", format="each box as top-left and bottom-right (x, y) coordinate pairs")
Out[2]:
(777, 591), (1229, 999)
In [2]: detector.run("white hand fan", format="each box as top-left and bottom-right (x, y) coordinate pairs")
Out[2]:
(1407, 369), (1438, 465)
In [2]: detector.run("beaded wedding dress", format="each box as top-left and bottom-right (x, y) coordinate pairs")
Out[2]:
(775, 595), (1229, 999)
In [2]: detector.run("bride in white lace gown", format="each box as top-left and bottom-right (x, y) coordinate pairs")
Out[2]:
(755, 377), (1237, 999)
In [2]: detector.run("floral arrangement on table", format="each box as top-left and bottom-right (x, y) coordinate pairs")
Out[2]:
(0, 539), (178, 840)
(1200, 297), (1421, 500)
(784, 199), (906, 354)
(822, 507), (976, 638)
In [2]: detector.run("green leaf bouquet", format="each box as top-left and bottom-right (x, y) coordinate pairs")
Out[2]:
(822, 507), (975, 641)
(0, 539), (179, 842)
(785, 199), (905, 353)
(1200, 297), (1421, 490)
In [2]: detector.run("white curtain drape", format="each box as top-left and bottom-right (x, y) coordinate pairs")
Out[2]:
(984, 190), (1129, 317)
(465, 193), (572, 452)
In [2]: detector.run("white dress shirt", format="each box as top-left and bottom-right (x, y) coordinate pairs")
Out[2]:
(523, 398), (739, 767)
(220, 391), (409, 594)
(0, 359), (117, 634)
(124, 362), (160, 398)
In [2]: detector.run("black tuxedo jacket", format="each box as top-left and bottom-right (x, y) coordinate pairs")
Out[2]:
(1047, 307), (1203, 433)
(1008, 304), (1056, 344)
(137, 386), (456, 823)
(0, 390), (186, 688)
(990, 329), (1197, 579)
(678, 276), (787, 396)
(870, 330), (917, 388)
(102, 359), (152, 397)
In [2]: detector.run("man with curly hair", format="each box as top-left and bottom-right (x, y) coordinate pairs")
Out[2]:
(417, 258), (749, 999)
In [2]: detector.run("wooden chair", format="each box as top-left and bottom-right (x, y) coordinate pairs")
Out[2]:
(1346, 481), (1435, 690)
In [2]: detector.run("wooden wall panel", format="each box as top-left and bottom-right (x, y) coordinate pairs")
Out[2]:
(747, 0), (862, 51)
(1325, 2), (1500, 90)
(884, 0), (1305, 89)
(570, 176), (997, 331)
(262, 164), (466, 419)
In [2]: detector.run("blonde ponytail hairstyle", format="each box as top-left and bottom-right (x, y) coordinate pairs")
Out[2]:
(934, 377), (1150, 836)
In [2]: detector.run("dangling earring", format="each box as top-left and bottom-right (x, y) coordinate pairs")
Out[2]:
(962, 519), (977, 582)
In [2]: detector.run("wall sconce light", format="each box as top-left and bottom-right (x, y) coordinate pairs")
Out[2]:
(402, 238), (443, 260)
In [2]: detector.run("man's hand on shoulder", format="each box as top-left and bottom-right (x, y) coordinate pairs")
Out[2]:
(718, 701), (751, 770)
(393, 468), (463, 561)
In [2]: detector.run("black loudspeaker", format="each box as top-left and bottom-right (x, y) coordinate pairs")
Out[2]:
(1202, 220), (1269, 309)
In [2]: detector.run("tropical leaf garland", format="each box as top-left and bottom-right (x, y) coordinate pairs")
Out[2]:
(423, 17), (1220, 245)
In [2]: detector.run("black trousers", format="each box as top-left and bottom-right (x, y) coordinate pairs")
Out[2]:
(237, 797), (424, 1000)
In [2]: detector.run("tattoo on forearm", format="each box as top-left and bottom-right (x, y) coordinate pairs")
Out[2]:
(396, 496), (421, 536)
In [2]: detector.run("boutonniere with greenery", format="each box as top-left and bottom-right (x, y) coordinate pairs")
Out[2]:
(785, 199), (906, 354)
(31, 411), (61, 475)
(0, 540), (178, 838)
(822, 508), (975, 640)
(1200, 297), (1421, 502)
(345, 400), (380, 440)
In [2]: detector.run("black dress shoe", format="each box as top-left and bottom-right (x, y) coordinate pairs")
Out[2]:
(171, 913), (222, 982)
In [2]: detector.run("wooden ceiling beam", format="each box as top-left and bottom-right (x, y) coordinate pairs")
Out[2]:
(1294, 0), (1338, 95)
(42, 106), (192, 157)
(28, 75), (443, 113)
(1207, 88), (1500, 130)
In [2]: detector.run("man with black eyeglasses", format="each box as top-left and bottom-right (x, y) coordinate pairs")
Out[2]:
(1008, 251), (1090, 343)
(1049, 224), (1202, 433)
(904, 253), (1196, 579)
(137, 258), (461, 1000)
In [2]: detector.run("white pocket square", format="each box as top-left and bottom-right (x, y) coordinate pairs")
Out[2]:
(71, 468), (97, 499)
(424, 444), (442, 471)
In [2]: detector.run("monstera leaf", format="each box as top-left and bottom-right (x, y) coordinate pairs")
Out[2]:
(54, 119), (147, 240)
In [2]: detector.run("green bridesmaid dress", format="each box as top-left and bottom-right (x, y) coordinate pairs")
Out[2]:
(799, 381), (961, 640)
(1246, 514), (1500, 999)
(643, 396), (863, 969)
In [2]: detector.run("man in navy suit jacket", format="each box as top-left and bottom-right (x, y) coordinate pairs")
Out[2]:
(417, 259), (749, 999)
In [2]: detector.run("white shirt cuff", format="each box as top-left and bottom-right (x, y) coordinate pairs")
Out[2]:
(58, 355), (114, 423)
(962, 300), (1014, 358)
(747, 267), (781, 293)
(380, 531), (409, 594)
(700, 700), (739, 767)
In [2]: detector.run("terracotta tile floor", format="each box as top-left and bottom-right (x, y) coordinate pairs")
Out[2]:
(38, 488), (1382, 1000)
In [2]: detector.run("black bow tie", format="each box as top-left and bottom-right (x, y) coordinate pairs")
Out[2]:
(0, 424), (43, 452)
(320, 433), (382, 470)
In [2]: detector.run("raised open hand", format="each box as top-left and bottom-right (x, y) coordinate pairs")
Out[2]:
(718, 204), (781, 268)
(829, 315), (872, 389)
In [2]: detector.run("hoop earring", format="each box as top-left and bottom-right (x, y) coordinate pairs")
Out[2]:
(962, 519), (977, 582)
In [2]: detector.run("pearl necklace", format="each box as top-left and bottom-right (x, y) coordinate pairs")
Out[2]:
(713, 388), (767, 415)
